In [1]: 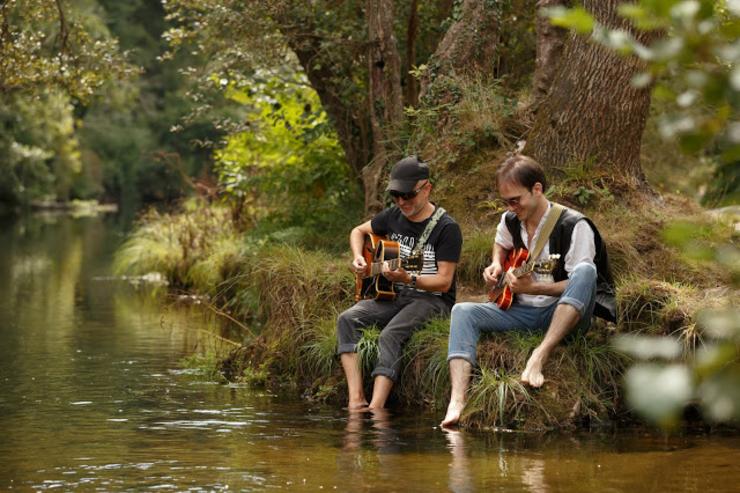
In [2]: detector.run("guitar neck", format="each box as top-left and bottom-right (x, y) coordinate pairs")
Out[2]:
(369, 258), (402, 276)
(512, 261), (534, 278)
(493, 259), (542, 289)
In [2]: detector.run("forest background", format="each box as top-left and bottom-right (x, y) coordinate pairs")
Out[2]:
(2, 0), (738, 430)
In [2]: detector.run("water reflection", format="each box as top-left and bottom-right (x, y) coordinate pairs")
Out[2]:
(445, 429), (474, 493)
(2, 215), (740, 492)
(343, 409), (399, 449)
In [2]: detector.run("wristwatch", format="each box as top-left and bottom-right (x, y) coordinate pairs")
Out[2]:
(409, 274), (417, 288)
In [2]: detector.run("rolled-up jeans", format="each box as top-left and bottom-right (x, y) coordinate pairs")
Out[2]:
(337, 288), (451, 382)
(447, 263), (597, 366)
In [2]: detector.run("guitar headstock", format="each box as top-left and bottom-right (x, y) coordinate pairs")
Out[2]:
(403, 253), (424, 273)
(532, 254), (561, 274)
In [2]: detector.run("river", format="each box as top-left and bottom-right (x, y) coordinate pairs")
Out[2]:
(0, 213), (738, 492)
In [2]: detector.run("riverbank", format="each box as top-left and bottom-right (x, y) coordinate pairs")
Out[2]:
(113, 165), (737, 430)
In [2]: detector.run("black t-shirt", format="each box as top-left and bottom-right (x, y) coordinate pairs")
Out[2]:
(370, 205), (463, 305)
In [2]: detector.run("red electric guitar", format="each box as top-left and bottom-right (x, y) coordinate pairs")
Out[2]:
(487, 248), (560, 309)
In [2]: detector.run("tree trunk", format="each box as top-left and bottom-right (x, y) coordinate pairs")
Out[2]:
(524, 0), (652, 185)
(531, 0), (568, 107)
(419, 0), (501, 100)
(365, 0), (404, 214)
(404, 0), (420, 108)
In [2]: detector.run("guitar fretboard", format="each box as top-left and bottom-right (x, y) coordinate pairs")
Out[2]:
(368, 258), (401, 276)
(493, 255), (559, 290)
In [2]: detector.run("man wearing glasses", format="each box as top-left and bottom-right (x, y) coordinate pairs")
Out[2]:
(441, 154), (615, 427)
(337, 156), (463, 411)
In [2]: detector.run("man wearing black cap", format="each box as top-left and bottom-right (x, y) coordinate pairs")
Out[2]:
(336, 156), (463, 410)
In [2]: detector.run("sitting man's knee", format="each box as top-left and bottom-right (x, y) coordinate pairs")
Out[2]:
(572, 262), (597, 282)
(451, 302), (474, 319)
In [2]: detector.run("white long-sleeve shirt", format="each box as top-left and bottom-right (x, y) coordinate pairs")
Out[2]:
(494, 202), (596, 307)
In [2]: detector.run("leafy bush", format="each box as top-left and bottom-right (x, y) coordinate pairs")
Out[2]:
(215, 71), (362, 249)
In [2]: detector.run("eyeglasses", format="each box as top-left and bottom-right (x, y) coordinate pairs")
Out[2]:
(390, 181), (428, 201)
(500, 190), (531, 207)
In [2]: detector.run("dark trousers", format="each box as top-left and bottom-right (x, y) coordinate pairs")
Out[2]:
(336, 289), (451, 382)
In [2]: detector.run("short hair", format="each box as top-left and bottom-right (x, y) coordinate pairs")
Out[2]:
(496, 155), (548, 192)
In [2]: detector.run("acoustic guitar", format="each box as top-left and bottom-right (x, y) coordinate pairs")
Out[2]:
(487, 248), (560, 309)
(354, 233), (424, 301)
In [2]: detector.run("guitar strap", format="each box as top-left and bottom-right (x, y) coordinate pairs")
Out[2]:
(410, 206), (446, 258)
(528, 203), (564, 261)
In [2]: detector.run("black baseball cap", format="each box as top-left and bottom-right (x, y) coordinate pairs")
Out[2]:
(385, 156), (430, 193)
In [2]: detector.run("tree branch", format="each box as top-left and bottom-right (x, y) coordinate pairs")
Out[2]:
(55, 0), (69, 55)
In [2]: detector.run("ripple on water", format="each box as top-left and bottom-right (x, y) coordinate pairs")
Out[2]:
(154, 419), (250, 429)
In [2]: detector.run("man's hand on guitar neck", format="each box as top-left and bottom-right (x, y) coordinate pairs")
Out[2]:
(381, 262), (412, 284)
(506, 270), (536, 294)
(483, 262), (503, 289)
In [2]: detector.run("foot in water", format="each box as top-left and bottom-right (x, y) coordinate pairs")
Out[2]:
(520, 348), (546, 388)
(347, 400), (370, 412)
(440, 399), (465, 428)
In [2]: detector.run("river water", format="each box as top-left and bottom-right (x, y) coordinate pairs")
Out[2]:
(0, 214), (738, 492)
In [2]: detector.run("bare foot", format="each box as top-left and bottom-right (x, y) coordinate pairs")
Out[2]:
(520, 349), (546, 388)
(347, 400), (370, 412)
(440, 399), (465, 428)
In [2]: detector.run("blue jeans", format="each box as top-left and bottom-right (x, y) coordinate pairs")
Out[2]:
(447, 263), (597, 366)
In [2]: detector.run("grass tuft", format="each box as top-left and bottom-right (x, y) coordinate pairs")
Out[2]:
(464, 367), (539, 429)
(302, 316), (340, 376)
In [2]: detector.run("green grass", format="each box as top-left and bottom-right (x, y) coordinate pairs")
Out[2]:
(357, 327), (381, 377)
(464, 367), (541, 429)
(179, 351), (227, 382)
(302, 316), (340, 376)
(113, 200), (236, 285)
(458, 227), (496, 286)
(398, 318), (452, 408)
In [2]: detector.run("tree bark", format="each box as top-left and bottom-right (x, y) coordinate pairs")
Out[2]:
(419, 0), (501, 100)
(365, 0), (404, 214)
(404, 0), (420, 108)
(524, 0), (652, 185)
(531, 0), (567, 106)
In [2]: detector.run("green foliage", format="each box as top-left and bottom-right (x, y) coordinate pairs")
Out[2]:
(302, 317), (340, 377)
(357, 327), (381, 377)
(546, 0), (740, 204)
(662, 219), (739, 279)
(186, 235), (243, 293)
(0, 91), (81, 204)
(113, 200), (237, 284)
(457, 227), (496, 286)
(80, 0), (226, 207)
(408, 75), (518, 166)
(464, 367), (537, 428)
(240, 363), (270, 387)
(640, 103), (718, 201)
(547, 6), (596, 34)
(215, 71), (362, 248)
(0, 0), (156, 208)
(544, 158), (616, 209)
(398, 318), (452, 408)
(614, 213), (739, 428)
(0, 0), (228, 210)
(0, 0), (136, 102)
(179, 351), (227, 382)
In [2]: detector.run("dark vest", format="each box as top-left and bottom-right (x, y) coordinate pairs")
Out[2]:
(504, 207), (616, 322)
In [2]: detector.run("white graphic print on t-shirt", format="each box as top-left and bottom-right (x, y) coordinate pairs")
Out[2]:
(388, 232), (437, 276)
